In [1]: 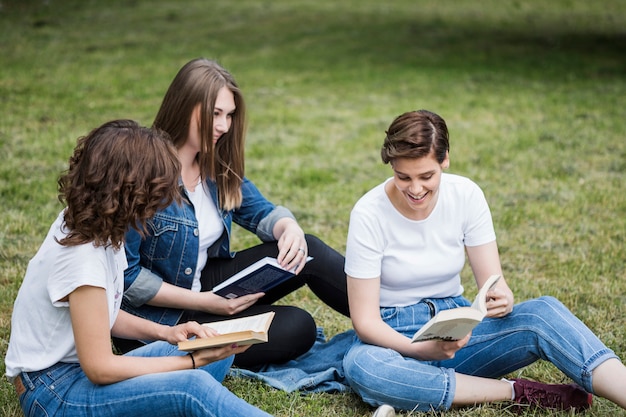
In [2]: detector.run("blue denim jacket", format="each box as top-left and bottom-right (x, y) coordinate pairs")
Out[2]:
(122, 177), (295, 326)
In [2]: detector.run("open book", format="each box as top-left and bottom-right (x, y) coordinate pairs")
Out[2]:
(178, 311), (275, 351)
(411, 274), (502, 342)
(212, 256), (312, 299)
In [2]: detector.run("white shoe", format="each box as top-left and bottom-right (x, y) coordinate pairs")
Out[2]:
(372, 404), (395, 417)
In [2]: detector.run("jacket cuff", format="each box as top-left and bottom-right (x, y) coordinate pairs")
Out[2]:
(257, 205), (296, 241)
(124, 268), (163, 307)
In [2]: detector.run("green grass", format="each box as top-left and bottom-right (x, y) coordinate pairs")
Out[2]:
(1, 0), (625, 415)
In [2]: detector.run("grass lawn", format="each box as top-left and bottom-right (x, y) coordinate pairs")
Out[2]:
(1, 0), (625, 415)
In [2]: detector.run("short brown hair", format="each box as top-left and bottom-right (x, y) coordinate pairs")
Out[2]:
(381, 110), (449, 164)
(57, 120), (181, 250)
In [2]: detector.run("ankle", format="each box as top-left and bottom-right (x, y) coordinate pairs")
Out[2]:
(501, 378), (515, 401)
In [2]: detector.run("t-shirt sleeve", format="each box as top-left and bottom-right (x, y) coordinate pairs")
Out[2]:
(463, 181), (497, 247)
(345, 204), (384, 279)
(47, 244), (108, 307)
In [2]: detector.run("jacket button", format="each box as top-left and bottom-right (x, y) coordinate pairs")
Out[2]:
(184, 268), (193, 275)
(193, 228), (199, 236)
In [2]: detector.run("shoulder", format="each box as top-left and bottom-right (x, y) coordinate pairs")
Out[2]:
(441, 173), (485, 199)
(348, 181), (391, 236)
(442, 172), (480, 188)
(240, 176), (269, 200)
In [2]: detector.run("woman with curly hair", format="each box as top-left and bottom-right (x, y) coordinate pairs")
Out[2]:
(5, 120), (272, 416)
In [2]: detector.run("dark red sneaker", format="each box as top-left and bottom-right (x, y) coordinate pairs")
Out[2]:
(512, 378), (593, 412)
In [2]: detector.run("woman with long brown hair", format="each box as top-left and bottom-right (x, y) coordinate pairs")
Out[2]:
(117, 59), (349, 369)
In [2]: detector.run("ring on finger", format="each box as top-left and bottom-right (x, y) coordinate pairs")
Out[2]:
(298, 247), (305, 254)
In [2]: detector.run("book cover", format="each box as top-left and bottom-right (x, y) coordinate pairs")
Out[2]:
(212, 256), (312, 299)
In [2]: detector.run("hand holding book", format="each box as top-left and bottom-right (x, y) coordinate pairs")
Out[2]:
(411, 275), (502, 342)
(178, 311), (275, 351)
(212, 256), (313, 299)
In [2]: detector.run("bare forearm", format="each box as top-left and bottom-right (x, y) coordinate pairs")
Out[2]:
(111, 310), (169, 341)
(354, 318), (414, 355)
(272, 217), (303, 240)
(147, 281), (207, 310)
(87, 352), (193, 385)
(145, 281), (265, 317)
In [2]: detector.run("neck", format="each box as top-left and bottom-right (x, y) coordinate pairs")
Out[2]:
(177, 147), (201, 191)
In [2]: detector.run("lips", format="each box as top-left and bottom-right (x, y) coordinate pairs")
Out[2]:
(407, 191), (428, 203)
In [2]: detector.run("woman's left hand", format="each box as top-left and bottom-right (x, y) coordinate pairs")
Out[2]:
(274, 218), (307, 274)
(485, 285), (514, 318)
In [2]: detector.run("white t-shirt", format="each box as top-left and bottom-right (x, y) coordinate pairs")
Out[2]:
(4, 211), (126, 379)
(186, 181), (223, 292)
(345, 173), (496, 307)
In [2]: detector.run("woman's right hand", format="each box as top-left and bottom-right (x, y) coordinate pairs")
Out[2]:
(192, 343), (252, 366)
(202, 291), (264, 315)
(408, 333), (471, 361)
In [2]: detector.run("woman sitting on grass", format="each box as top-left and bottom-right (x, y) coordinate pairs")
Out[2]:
(4, 120), (272, 417)
(116, 58), (349, 369)
(343, 110), (626, 413)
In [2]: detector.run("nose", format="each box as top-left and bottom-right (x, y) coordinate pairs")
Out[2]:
(214, 115), (230, 134)
(408, 179), (423, 195)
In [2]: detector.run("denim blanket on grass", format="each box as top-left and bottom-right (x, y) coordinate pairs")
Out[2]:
(229, 328), (355, 393)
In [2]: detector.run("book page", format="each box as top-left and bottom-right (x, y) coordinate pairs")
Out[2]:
(471, 274), (501, 313)
(202, 312), (274, 334)
(411, 307), (484, 342)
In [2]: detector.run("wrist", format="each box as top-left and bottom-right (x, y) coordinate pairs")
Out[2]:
(198, 291), (219, 313)
(154, 323), (171, 342)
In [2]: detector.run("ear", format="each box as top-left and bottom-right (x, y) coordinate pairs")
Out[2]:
(441, 151), (450, 169)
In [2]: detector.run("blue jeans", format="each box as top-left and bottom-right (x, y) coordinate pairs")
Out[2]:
(17, 341), (272, 417)
(343, 296), (617, 412)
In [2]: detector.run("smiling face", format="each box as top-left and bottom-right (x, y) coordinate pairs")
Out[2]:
(386, 151), (449, 220)
(212, 86), (236, 145)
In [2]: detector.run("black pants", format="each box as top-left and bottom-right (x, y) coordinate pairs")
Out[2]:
(114, 234), (349, 370)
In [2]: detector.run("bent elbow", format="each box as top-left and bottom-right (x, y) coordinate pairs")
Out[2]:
(81, 357), (123, 385)
(83, 368), (118, 385)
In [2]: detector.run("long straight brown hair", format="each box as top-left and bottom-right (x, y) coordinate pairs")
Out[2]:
(153, 58), (246, 211)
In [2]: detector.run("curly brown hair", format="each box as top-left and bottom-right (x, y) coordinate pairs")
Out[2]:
(57, 120), (181, 250)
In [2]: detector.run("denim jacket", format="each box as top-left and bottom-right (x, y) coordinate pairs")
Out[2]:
(122, 176), (295, 326)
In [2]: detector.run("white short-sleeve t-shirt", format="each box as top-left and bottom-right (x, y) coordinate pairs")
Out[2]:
(5, 211), (126, 379)
(345, 173), (496, 307)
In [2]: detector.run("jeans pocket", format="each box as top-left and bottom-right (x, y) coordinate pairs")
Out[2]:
(379, 306), (399, 322)
(26, 400), (49, 417)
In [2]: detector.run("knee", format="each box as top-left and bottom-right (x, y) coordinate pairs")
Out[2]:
(272, 306), (317, 353)
(343, 344), (383, 385)
(303, 234), (345, 276)
(343, 345), (398, 407)
(304, 234), (324, 253)
(526, 295), (568, 314)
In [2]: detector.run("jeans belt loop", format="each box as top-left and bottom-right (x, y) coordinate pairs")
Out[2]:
(425, 300), (436, 318)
